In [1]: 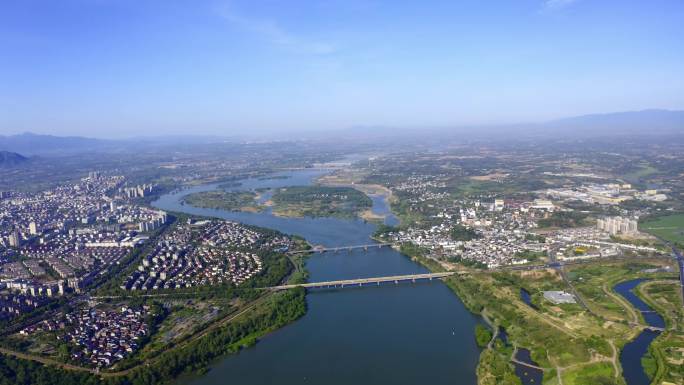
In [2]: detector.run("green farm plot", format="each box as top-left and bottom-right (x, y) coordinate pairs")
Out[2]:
(641, 214), (684, 244)
(623, 164), (658, 181)
(562, 362), (616, 385)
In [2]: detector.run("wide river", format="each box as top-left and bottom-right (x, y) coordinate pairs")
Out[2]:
(154, 169), (482, 385)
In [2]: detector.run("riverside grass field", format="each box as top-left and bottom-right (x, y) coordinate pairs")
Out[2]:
(641, 214), (684, 244)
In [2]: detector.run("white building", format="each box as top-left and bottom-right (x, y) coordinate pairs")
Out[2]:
(597, 216), (638, 235)
(531, 199), (555, 211)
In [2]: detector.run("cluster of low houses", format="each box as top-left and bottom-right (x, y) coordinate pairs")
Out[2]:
(21, 306), (151, 368)
(382, 193), (665, 267)
(123, 220), (267, 291)
(65, 306), (151, 367)
(384, 200), (548, 268)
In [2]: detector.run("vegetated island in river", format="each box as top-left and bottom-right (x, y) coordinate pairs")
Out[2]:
(182, 185), (375, 220)
(268, 186), (372, 219)
(182, 190), (264, 213)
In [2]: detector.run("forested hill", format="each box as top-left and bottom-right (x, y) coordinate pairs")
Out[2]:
(0, 151), (28, 167)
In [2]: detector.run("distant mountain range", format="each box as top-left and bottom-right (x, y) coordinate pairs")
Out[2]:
(328, 109), (684, 141)
(0, 133), (114, 155)
(0, 132), (238, 155)
(538, 109), (684, 136)
(0, 151), (29, 167)
(0, 109), (682, 153)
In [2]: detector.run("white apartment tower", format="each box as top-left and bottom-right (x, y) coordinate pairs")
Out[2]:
(597, 216), (638, 235)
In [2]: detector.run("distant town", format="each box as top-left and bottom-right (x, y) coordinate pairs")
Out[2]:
(0, 134), (682, 385)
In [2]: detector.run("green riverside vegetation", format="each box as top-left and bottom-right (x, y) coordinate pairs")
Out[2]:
(181, 190), (262, 212)
(0, 289), (307, 385)
(399, 238), (679, 385)
(271, 186), (372, 219)
(476, 349), (521, 385)
(474, 324), (492, 348)
(640, 213), (684, 247)
(634, 279), (684, 384)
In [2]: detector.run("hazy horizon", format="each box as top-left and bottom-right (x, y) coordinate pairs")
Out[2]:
(0, 108), (682, 142)
(1, 0), (683, 138)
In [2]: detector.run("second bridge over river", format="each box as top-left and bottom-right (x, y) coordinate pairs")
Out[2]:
(287, 243), (393, 255)
(270, 272), (455, 290)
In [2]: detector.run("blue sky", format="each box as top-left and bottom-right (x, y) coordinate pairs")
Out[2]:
(1, 0), (683, 138)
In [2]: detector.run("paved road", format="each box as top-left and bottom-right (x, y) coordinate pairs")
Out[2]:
(270, 272), (454, 290)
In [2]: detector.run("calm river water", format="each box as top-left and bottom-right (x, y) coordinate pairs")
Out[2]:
(614, 279), (665, 385)
(154, 169), (482, 385)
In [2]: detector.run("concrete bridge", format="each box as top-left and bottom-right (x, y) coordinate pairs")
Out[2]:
(288, 243), (393, 255)
(270, 272), (454, 290)
(628, 322), (666, 332)
(511, 347), (546, 372)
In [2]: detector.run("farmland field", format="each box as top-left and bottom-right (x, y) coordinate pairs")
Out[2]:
(640, 214), (684, 244)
